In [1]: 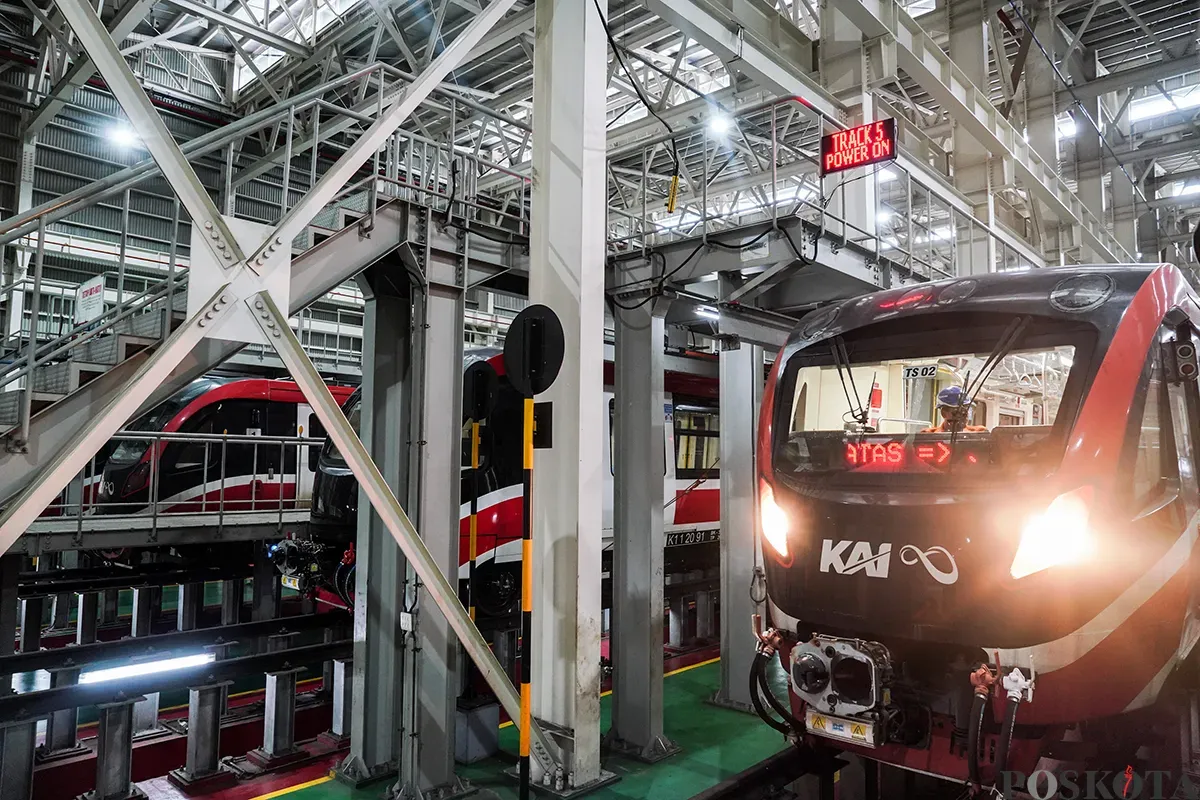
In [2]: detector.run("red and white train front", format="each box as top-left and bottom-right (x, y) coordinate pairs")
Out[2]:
(755, 266), (1200, 788)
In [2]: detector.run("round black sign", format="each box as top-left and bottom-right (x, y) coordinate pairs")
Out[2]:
(503, 304), (565, 397)
(1049, 273), (1114, 313)
(463, 361), (499, 422)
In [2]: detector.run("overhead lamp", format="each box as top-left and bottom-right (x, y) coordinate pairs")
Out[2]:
(109, 126), (139, 148)
(877, 211), (893, 224)
(80, 652), (215, 684)
(697, 306), (719, 320)
(708, 115), (731, 135)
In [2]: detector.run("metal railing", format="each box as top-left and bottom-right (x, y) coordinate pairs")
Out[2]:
(604, 97), (1045, 282)
(0, 62), (536, 442)
(42, 431), (322, 533)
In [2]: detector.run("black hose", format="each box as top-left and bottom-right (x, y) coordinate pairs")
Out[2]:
(966, 692), (987, 788)
(754, 651), (805, 731)
(749, 653), (791, 734)
(994, 697), (1019, 785)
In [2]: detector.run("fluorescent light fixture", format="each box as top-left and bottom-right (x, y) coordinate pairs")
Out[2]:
(877, 169), (898, 183)
(80, 652), (215, 684)
(709, 115), (731, 135)
(109, 126), (139, 148)
(697, 306), (720, 320)
(877, 211), (894, 224)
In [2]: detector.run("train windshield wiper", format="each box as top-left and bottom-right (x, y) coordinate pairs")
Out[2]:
(963, 316), (1031, 406)
(831, 336), (870, 429)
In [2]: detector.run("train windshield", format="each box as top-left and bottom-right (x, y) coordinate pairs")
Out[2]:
(775, 313), (1095, 485)
(108, 380), (218, 464)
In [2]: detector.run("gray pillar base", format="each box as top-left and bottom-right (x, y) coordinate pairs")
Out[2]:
(391, 776), (476, 800)
(706, 691), (756, 715)
(601, 732), (680, 764)
(333, 756), (398, 789)
(502, 765), (620, 798)
(78, 788), (147, 800)
(166, 766), (237, 794)
(244, 746), (307, 771)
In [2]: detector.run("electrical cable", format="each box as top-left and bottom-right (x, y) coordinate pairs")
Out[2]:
(749, 654), (791, 735)
(994, 696), (1020, 786)
(753, 651), (804, 730)
(966, 690), (987, 789)
(590, 0), (680, 197)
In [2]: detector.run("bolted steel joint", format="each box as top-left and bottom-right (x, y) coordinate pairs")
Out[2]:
(253, 300), (264, 309)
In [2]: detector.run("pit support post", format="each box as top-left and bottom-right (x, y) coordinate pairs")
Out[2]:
(168, 682), (236, 792)
(90, 699), (146, 800)
(609, 302), (677, 762)
(713, 339), (764, 711)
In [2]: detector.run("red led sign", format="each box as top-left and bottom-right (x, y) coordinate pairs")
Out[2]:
(844, 440), (982, 472)
(820, 119), (898, 176)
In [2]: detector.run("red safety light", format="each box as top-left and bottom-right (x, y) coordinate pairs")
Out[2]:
(820, 119), (898, 176)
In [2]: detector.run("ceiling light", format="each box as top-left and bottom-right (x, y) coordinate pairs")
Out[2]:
(877, 211), (893, 224)
(109, 126), (139, 148)
(697, 306), (719, 320)
(708, 115), (731, 135)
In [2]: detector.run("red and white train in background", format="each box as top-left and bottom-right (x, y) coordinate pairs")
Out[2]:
(755, 264), (1200, 794)
(89, 378), (354, 514)
(302, 347), (723, 615)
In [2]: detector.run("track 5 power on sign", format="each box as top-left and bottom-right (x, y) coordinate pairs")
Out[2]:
(820, 119), (897, 176)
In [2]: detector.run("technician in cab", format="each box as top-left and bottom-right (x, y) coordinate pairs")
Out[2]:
(921, 386), (988, 434)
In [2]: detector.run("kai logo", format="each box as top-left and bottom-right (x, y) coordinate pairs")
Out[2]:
(819, 540), (960, 585)
(819, 540), (893, 578)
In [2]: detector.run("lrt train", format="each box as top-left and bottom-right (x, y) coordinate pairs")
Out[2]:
(94, 378), (355, 514)
(286, 347), (722, 615)
(754, 265), (1200, 792)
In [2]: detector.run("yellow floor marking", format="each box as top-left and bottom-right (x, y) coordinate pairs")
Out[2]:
(498, 656), (721, 729)
(247, 774), (332, 800)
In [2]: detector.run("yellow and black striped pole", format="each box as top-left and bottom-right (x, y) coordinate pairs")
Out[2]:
(519, 396), (534, 800)
(469, 420), (480, 622)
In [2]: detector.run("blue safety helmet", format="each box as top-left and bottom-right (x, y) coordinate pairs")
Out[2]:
(937, 385), (970, 408)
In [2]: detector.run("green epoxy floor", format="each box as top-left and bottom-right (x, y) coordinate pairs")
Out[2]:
(281, 660), (790, 800)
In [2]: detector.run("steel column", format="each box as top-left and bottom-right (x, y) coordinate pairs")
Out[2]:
(177, 582), (202, 631)
(92, 700), (143, 800)
(222, 579), (243, 625)
(0, 554), (18, 691)
(714, 341), (764, 711)
(0, 722), (35, 800)
(246, 291), (560, 774)
(336, 269), (411, 786)
(41, 667), (83, 756)
(330, 658), (353, 740)
(130, 588), (160, 734)
(76, 591), (98, 645)
(527, 0), (609, 786)
(608, 304), (676, 762)
(168, 682), (233, 789)
(395, 258), (467, 794)
(695, 591), (714, 641)
(100, 589), (119, 627)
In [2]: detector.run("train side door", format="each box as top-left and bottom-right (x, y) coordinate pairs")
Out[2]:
(264, 401), (299, 508)
(297, 405), (323, 505)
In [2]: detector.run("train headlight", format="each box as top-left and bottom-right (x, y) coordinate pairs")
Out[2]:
(759, 480), (791, 561)
(1010, 487), (1094, 580)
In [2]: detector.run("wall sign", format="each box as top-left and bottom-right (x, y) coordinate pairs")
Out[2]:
(820, 119), (898, 176)
(74, 275), (105, 324)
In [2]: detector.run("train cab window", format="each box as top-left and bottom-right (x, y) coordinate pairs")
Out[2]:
(1130, 348), (1177, 512)
(324, 399), (361, 464)
(173, 400), (268, 474)
(675, 406), (720, 480)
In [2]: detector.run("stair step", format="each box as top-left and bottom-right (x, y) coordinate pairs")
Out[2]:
(33, 361), (109, 395)
(0, 389), (66, 431)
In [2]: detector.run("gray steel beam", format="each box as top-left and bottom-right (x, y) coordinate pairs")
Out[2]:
(608, 303), (677, 763)
(93, 701), (139, 800)
(163, 0), (311, 58)
(645, 0), (843, 125)
(54, 0), (246, 268)
(1053, 57), (1197, 105)
(0, 722), (35, 800)
(337, 267), (411, 786)
(250, 0), (521, 267)
(404, 245), (467, 794)
(247, 289), (561, 775)
(0, 288), (234, 549)
(713, 333), (763, 711)
(25, 0), (157, 138)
